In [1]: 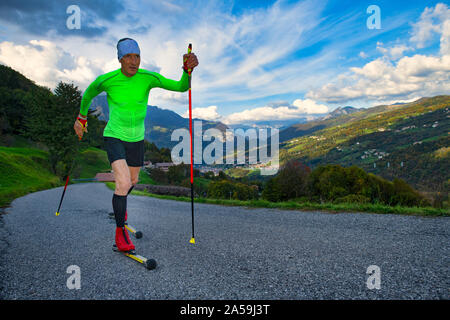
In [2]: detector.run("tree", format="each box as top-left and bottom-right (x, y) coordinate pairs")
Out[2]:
(217, 170), (229, 180)
(83, 109), (106, 148)
(22, 82), (81, 177)
(307, 164), (353, 202)
(203, 171), (215, 179)
(276, 159), (311, 201)
(160, 147), (172, 162)
(0, 65), (38, 136)
(144, 140), (172, 163)
(262, 177), (281, 202)
(149, 168), (168, 184)
(167, 164), (188, 184)
(0, 87), (28, 135)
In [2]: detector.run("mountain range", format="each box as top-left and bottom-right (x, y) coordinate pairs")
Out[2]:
(89, 95), (353, 149)
(320, 106), (362, 120)
(90, 95), (449, 193)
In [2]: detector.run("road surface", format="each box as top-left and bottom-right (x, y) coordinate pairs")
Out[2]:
(0, 183), (448, 299)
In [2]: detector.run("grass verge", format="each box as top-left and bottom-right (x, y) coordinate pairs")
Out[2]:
(104, 182), (449, 217)
(0, 146), (61, 207)
(0, 145), (110, 207)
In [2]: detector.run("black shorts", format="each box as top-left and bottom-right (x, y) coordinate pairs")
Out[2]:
(103, 136), (144, 167)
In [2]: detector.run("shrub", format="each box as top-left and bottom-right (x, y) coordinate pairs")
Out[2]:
(167, 164), (188, 184)
(307, 164), (428, 207)
(149, 168), (168, 184)
(333, 194), (371, 204)
(261, 177), (281, 202)
(276, 159), (311, 201)
(307, 164), (350, 202)
(207, 179), (258, 201)
(262, 159), (311, 202)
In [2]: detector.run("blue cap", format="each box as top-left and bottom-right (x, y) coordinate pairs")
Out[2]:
(117, 38), (140, 61)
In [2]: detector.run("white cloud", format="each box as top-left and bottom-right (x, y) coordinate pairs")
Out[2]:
(177, 99), (329, 125)
(397, 54), (450, 77)
(0, 40), (102, 89)
(359, 51), (368, 59)
(307, 3), (450, 104)
(292, 99), (329, 114)
(410, 3), (450, 49)
(220, 99), (329, 125)
(376, 42), (413, 60)
(182, 105), (221, 121)
(176, 98), (329, 125)
(307, 54), (450, 103)
(440, 19), (450, 55)
(151, 89), (188, 106)
(389, 45), (413, 60)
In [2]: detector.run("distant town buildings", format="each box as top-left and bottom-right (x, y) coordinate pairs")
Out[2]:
(143, 161), (152, 168)
(395, 125), (417, 133)
(154, 162), (176, 172)
(198, 166), (221, 176)
(142, 161), (175, 172)
(309, 135), (326, 141)
(143, 161), (229, 176)
(361, 149), (389, 160)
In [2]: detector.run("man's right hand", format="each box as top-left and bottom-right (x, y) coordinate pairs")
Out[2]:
(74, 114), (88, 140)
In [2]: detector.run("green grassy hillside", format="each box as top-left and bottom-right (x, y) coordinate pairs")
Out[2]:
(139, 169), (158, 185)
(0, 146), (60, 207)
(280, 96), (450, 192)
(0, 144), (113, 207)
(72, 147), (111, 180)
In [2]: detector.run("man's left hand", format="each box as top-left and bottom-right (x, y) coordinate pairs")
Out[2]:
(183, 53), (199, 73)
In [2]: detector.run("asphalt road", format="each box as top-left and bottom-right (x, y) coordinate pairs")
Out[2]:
(0, 183), (448, 299)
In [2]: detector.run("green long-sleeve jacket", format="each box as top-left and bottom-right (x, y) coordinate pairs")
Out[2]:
(80, 68), (189, 142)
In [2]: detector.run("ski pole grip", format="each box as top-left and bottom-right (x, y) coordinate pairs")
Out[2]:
(187, 44), (192, 74)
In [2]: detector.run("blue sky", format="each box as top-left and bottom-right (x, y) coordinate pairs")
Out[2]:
(0, 0), (448, 126)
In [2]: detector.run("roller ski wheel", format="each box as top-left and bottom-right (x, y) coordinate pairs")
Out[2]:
(112, 244), (157, 270)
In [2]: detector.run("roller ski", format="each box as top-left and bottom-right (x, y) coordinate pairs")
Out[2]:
(113, 227), (156, 270)
(109, 211), (143, 239)
(112, 245), (156, 270)
(125, 223), (142, 239)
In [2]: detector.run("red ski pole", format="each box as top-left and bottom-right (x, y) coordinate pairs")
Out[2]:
(186, 43), (195, 244)
(55, 136), (81, 216)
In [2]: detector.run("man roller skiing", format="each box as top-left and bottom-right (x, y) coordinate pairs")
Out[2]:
(73, 38), (198, 252)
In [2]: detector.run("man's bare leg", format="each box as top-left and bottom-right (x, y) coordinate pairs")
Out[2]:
(112, 159), (132, 196)
(111, 159), (135, 251)
(128, 166), (141, 191)
(125, 166), (140, 220)
(112, 162), (140, 222)
(111, 159), (131, 228)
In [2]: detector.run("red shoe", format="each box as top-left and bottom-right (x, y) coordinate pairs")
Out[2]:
(115, 227), (135, 252)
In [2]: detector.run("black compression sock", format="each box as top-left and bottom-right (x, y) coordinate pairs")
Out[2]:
(112, 194), (127, 228)
(127, 185), (135, 195)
